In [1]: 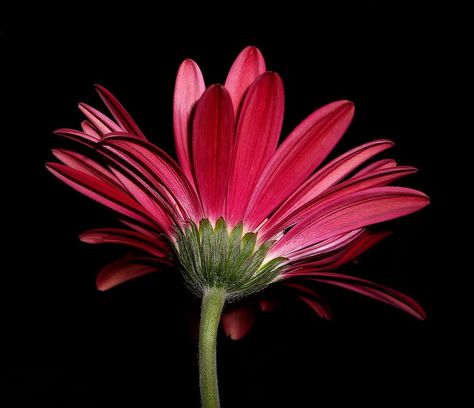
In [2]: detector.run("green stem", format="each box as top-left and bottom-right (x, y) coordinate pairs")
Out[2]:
(199, 287), (226, 408)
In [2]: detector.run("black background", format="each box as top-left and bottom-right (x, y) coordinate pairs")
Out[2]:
(2, 2), (457, 407)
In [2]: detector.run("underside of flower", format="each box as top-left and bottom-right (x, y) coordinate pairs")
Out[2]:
(172, 218), (287, 299)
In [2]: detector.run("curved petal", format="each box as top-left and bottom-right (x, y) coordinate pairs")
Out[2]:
(46, 162), (156, 228)
(273, 187), (429, 255)
(98, 135), (203, 223)
(353, 159), (397, 177)
(96, 257), (163, 291)
(192, 85), (235, 221)
(95, 84), (147, 139)
(284, 271), (426, 319)
(226, 72), (284, 225)
(80, 228), (171, 258)
(221, 305), (256, 340)
(284, 282), (332, 319)
(245, 101), (355, 229)
(78, 103), (122, 135)
(262, 166), (418, 241)
(262, 140), (394, 236)
(173, 59), (206, 182)
(225, 46), (266, 113)
(51, 149), (122, 187)
(54, 128), (99, 147)
(81, 120), (100, 138)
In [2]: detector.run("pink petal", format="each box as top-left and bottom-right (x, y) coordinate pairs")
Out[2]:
(225, 46), (266, 113)
(353, 159), (397, 178)
(287, 229), (365, 261)
(287, 230), (390, 269)
(78, 103), (122, 135)
(54, 128), (99, 147)
(273, 187), (429, 255)
(51, 149), (122, 187)
(245, 101), (355, 229)
(221, 305), (256, 340)
(225, 72), (284, 225)
(173, 59), (206, 182)
(261, 140), (394, 236)
(95, 84), (147, 139)
(192, 85), (235, 221)
(285, 271), (426, 319)
(46, 162), (155, 228)
(262, 166), (418, 242)
(81, 120), (100, 138)
(98, 134), (203, 223)
(80, 228), (171, 258)
(96, 257), (162, 291)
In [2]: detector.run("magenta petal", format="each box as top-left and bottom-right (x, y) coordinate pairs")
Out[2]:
(95, 84), (147, 139)
(96, 257), (161, 291)
(46, 162), (154, 228)
(274, 187), (429, 255)
(81, 120), (100, 138)
(80, 228), (171, 258)
(99, 134), (203, 223)
(173, 59), (206, 183)
(226, 72), (284, 225)
(261, 140), (394, 236)
(221, 305), (256, 340)
(225, 46), (266, 113)
(192, 85), (235, 221)
(78, 102), (122, 135)
(54, 128), (99, 147)
(353, 158), (398, 177)
(52, 149), (121, 186)
(245, 101), (355, 229)
(262, 166), (418, 242)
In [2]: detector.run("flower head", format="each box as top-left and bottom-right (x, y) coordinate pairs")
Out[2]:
(47, 46), (429, 326)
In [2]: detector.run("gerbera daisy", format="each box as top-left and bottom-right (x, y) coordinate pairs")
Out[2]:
(47, 46), (429, 407)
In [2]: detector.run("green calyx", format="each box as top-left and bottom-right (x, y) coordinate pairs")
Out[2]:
(172, 218), (287, 300)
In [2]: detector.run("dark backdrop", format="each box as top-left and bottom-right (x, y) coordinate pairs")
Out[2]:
(2, 3), (455, 407)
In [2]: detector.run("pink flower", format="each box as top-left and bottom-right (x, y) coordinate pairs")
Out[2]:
(47, 46), (429, 340)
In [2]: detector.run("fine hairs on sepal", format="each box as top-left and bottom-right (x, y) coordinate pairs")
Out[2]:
(172, 218), (287, 299)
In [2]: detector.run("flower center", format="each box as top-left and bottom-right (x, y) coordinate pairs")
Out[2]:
(172, 218), (287, 299)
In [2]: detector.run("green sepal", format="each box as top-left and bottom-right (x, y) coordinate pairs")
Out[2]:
(172, 218), (287, 299)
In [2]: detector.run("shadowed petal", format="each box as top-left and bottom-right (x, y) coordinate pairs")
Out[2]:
(284, 271), (426, 319)
(226, 72), (284, 225)
(95, 84), (147, 139)
(284, 282), (332, 319)
(225, 46), (266, 113)
(173, 59), (206, 182)
(96, 257), (163, 291)
(221, 305), (256, 340)
(192, 85), (235, 221)
(245, 101), (355, 229)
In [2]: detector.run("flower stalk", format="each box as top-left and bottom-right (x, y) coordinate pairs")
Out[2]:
(199, 287), (226, 408)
